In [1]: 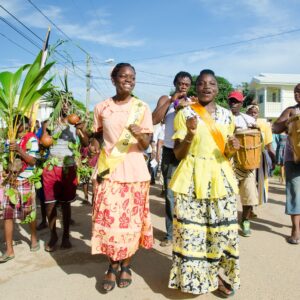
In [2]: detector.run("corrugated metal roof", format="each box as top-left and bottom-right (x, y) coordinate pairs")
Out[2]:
(251, 73), (300, 85)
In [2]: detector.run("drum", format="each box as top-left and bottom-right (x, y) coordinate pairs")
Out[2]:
(287, 114), (300, 163)
(235, 129), (262, 170)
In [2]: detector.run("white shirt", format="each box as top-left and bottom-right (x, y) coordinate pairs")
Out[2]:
(234, 113), (256, 130)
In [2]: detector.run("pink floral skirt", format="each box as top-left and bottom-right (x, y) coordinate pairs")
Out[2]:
(91, 179), (153, 261)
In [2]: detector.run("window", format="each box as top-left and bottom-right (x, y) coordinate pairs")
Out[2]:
(259, 94), (264, 103)
(267, 88), (280, 103)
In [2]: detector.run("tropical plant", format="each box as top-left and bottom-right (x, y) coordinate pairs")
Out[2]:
(42, 72), (87, 130)
(0, 51), (55, 161)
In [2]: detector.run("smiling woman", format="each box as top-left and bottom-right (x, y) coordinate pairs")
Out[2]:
(91, 63), (154, 292)
(168, 69), (240, 296)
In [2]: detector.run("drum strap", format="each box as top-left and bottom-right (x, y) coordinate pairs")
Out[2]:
(191, 103), (225, 154)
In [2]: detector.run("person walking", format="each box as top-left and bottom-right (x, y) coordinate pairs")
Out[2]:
(152, 71), (192, 246)
(273, 83), (300, 244)
(0, 116), (40, 263)
(91, 63), (154, 291)
(168, 70), (240, 296)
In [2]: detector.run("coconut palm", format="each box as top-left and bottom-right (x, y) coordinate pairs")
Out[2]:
(0, 51), (55, 162)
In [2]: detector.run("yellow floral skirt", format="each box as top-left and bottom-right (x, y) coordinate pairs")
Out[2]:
(169, 182), (240, 295)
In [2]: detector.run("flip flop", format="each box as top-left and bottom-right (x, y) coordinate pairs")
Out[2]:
(30, 240), (40, 252)
(0, 253), (15, 263)
(44, 244), (56, 252)
(287, 237), (299, 245)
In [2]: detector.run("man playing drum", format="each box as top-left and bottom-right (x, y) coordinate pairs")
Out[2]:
(273, 83), (300, 245)
(228, 91), (258, 237)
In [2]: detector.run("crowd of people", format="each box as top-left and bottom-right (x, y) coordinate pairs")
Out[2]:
(0, 63), (299, 297)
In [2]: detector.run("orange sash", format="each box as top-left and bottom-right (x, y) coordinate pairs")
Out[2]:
(191, 103), (226, 154)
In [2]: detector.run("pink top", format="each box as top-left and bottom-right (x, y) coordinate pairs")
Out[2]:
(94, 97), (153, 182)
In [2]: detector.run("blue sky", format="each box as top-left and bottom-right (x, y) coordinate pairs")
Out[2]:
(1, 0), (300, 110)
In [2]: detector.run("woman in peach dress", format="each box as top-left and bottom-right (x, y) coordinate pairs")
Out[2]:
(91, 63), (153, 292)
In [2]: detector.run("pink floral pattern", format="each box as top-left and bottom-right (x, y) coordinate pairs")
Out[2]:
(91, 179), (153, 260)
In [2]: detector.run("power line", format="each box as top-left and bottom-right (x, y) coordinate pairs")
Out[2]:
(26, 0), (89, 56)
(0, 4), (44, 42)
(0, 32), (36, 56)
(0, 16), (41, 49)
(92, 75), (172, 88)
(135, 69), (173, 79)
(129, 27), (300, 62)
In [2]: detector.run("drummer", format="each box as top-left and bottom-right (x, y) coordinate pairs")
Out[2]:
(228, 91), (257, 237)
(273, 83), (300, 245)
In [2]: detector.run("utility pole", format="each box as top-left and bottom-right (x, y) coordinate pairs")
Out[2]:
(86, 54), (91, 116)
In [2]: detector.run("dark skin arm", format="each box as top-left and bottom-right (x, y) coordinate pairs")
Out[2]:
(152, 92), (187, 125)
(173, 117), (197, 160)
(272, 106), (295, 134)
(9, 142), (36, 166)
(74, 121), (89, 147)
(128, 124), (151, 151)
(156, 138), (164, 163)
(266, 143), (276, 169)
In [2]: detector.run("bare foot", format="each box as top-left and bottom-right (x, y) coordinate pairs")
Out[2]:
(45, 234), (58, 252)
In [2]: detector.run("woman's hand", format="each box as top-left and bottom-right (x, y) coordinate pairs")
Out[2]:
(128, 124), (144, 140)
(186, 116), (197, 136)
(229, 136), (240, 151)
(128, 124), (150, 150)
(224, 136), (240, 158)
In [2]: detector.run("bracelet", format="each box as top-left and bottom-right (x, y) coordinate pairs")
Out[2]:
(183, 138), (193, 144)
(174, 99), (179, 108)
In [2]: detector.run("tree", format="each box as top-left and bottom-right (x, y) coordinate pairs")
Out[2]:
(235, 82), (256, 107)
(187, 75), (233, 108)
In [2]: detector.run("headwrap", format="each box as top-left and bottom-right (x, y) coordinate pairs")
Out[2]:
(246, 104), (259, 112)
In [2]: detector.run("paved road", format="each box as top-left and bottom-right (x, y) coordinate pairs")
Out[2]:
(0, 179), (299, 300)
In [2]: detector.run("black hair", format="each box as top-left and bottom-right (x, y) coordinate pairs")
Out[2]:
(111, 63), (135, 79)
(173, 71), (192, 86)
(196, 69), (217, 83)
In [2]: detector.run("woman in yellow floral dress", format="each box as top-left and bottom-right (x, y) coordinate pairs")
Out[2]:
(168, 70), (240, 296)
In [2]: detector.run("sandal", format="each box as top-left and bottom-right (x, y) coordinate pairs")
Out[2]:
(102, 264), (118, 292)
(118, 264), (132, 288)
(287, 237), (299, 245)
(30, 240), (40, 252)
(217, 276), (235, 298)
(0, 253), (15, 263)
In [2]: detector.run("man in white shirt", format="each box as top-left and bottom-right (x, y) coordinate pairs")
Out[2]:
(152, 71), (192, 246)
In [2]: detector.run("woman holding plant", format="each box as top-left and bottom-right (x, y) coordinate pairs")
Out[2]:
(91, 63), (153, 292)
(0, 116), (40, 263)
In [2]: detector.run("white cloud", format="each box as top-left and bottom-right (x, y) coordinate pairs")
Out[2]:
(1, 0), (144, 48)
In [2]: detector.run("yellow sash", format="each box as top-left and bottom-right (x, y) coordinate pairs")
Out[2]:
(191, 103), (226, 154)
(97, 97), (146, 180)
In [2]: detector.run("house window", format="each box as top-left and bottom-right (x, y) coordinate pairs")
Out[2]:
(267, 88), (280, 102)
(259, 94), (264, 104)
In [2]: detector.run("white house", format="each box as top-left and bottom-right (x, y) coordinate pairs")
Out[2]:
(249, 73), (300, 118)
